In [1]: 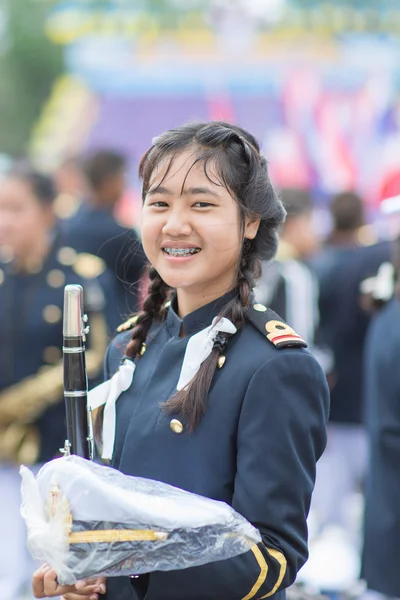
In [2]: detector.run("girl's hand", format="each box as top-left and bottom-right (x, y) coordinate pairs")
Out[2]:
(32, 563), (106, 599)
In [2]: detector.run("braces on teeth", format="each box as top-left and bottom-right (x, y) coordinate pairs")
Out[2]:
(164, 248), (200, 256)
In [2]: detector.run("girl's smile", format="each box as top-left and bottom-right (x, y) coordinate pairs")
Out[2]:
(161, 241), (202, 260)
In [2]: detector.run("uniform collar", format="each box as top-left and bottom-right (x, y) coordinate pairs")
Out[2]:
(166, 289), (238, 337)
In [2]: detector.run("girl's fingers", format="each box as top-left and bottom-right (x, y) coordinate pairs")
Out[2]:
(41, 570), (90, 596)
(75, 576), (106, 594)
(32, 564), (52, 597)
(43, 569), (66, 595)
(34, 567), (106, 597)
(62, 595), (98, 600)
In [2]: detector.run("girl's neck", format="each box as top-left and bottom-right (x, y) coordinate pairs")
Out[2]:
(176, 284), (236, 319)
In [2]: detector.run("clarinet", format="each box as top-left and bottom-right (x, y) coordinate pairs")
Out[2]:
(61, 284), (94, 460)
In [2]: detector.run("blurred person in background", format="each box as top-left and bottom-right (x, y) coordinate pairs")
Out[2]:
(52, 156), (87, 221)
(255, 188), (325, 364)
(62, 150), (147, 322)
(361, 232), (400, 600)
(311, 191), (390, 535)
(0, 165), (111, 600)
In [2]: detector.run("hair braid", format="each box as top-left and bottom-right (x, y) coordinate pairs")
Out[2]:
(95, 267), (170, 446)
(125, 266), (170, 359)
(222, 243), (260, 333)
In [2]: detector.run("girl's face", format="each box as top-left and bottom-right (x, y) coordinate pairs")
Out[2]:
(141, 149), (259, 308)
(0, 178), (53, 258)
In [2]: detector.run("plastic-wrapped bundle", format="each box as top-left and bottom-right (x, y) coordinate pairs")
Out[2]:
(20, 456), (261, 585)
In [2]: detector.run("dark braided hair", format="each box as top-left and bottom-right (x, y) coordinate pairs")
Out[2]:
(125, 121), (285, 430)
(125, 266), (171, 358)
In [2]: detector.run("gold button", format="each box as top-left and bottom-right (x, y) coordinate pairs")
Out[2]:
(57, 246), (77, 266)
(73, 253), (105, 278)
(170, 419), (184, 434)
(217, 355), (226, 369)
(253, 303), (267, 312)
(0, 269), (4, 285)
(46, 269), (66, 288)
(43, 346), (61, 363)
(43, 304), (62, 324)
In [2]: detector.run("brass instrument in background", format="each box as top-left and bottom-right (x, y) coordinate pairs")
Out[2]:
(0, 287), (107, 464)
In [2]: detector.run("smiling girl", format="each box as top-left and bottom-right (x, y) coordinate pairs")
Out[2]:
(33, 121), (329, 600)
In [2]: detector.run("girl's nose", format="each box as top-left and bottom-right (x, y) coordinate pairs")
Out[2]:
(162, 209), (192, 237)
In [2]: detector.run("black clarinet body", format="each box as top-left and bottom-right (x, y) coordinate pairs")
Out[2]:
(62, 284), (94, 460)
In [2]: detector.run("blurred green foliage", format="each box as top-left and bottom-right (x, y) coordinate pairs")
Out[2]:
(0, 0), (191, 157)
(0, 0), (204, 158)
(0, 0), (63, 157)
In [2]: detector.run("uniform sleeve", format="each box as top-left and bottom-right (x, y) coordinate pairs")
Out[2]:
(134, 350), (329, 600)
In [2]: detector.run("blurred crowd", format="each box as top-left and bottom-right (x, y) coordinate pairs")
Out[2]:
(0, 151), (147, 599)
(0, 148), (399, 600)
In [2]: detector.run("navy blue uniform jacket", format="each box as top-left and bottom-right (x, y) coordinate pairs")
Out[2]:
(0, 236), (112, 463)
(104, 292), (329, 600)
(361, 298), (400, 597)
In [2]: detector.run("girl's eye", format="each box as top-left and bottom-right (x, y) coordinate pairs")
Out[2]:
(150, 201), (168, 207)
(193, 202), (214, 208)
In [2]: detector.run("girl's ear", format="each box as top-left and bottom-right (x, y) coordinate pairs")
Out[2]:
(244, 216), (260, 240)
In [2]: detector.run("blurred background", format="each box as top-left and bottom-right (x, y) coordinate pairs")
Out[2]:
(1, 0), (400, 220)
(1, 1), (400, 599)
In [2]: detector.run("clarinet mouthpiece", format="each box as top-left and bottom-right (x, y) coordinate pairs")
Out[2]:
(63, 285), (85, 338)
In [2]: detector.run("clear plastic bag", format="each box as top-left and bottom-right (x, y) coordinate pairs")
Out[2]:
(20, 456), (261, 584)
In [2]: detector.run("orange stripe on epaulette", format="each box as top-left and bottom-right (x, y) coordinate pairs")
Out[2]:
(269, 335), (305, 348)
(246, 304), (308, 349)
(270, 333), (303, 343)
(265, 319), (307, 348)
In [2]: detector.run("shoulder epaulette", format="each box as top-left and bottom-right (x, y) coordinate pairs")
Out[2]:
(246, 303), (307, 349)
(116, 314), (139, 333)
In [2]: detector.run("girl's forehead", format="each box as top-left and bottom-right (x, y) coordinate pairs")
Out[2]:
(148, 149), (222, 191)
